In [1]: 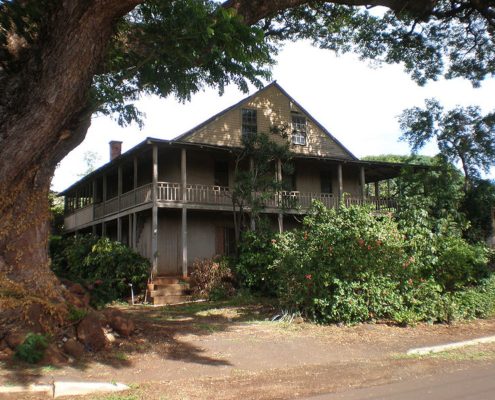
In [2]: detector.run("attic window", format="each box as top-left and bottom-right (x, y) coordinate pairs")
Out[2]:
(291, 114), (307, 145)
(241, 109), (257, 135)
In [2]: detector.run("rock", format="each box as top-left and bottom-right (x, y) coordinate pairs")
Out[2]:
(103, 309), (135, 337)
(62, 280), (91, 308)
(110, 316), (135, 337)
(77, 313), (107, 352)
(0, 347), (14, 359)
(5, 332), (25, 350)
(41, 344), (68, 366)
(63, 339), (85, 359)
(104, 331), (116, 343)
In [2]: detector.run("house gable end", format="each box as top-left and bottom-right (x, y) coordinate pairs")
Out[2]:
(177, 82), (357, 160)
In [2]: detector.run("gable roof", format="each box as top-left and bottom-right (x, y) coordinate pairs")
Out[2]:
(174, 81), (358, 160)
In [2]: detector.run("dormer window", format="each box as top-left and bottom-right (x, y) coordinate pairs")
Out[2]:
(291, 114), (307, 145)
(242, 109), (257, 135)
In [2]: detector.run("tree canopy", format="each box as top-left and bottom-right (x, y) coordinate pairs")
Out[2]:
(399, 99), (495, 189)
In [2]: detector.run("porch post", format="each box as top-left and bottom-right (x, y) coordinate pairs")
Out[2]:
(374, 181), (380, 210)
(92, 180), (97, 219)
(360, 166), (366, 202)
(277, 158), (283, 233)
(337, 164), (343, 205)
(117, 165), (122, 242)
(181, 148), (188, 277)
(132, 213), (137, 250)
(102, 174), (107, 216)
(117, 217), (122, 242)
(128, 214), (132, 247)
(92, 224), (97, 236)
(102, 221), (106, 236)
(151, 145), (158, 276)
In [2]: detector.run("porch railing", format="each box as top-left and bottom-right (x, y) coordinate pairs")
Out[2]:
(65, 181), (397, 228)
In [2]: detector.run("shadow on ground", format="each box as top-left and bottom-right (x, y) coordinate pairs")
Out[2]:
(0, 297), (277, 385)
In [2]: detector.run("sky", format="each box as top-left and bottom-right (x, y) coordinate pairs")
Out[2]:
(51, 40), (495, 192)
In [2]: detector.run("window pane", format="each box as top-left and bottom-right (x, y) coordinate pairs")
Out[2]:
(242, 109), (257, 135)
(291, 115), (306, 145)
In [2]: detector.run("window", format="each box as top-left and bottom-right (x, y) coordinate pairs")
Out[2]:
(214, 160), (229, 187)
(291, 114), (307, 145)
(320, 171), (333, 194)
(242, 109), (257, 135)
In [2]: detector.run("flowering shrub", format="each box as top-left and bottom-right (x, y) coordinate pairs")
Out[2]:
(236, 201), (494, 325)
(274, 203), (409, 315)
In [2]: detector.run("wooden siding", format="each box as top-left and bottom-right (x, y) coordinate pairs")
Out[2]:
(182, 85), (353, 159)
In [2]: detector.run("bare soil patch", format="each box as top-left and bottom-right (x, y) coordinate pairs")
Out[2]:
(1, 299), (495, 399)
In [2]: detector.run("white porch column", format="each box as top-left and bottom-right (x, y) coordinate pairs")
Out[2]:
(181, 148), (188, 277)
(151, 145), (158, 276)
(337, 164), (343, 205)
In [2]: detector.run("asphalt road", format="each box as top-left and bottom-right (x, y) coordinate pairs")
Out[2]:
(304, 363), (495, 400)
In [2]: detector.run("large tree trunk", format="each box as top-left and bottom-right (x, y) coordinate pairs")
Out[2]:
(0, 0), (140, 332)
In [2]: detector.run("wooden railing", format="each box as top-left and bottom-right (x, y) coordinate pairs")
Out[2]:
(65, 182), (397, 229)
(186, 184), (231, 205)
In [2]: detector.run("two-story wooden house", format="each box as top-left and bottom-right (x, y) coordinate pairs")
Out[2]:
(61, 82), (404, 300)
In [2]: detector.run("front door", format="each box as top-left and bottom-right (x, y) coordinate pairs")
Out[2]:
(157, 213), (180, 276)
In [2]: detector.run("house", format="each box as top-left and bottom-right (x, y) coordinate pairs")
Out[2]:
(61, 82), (406, 301)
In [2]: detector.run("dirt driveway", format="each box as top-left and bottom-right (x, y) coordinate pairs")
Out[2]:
(2, 299), (495, 399)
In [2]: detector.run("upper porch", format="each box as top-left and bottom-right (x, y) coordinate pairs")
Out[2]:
(61, 139), (402, 232)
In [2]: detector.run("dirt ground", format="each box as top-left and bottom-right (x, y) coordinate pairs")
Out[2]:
(2, 299), (495, 399)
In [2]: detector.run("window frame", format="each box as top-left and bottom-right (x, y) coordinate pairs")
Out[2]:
(241, 108), (257, 136)
(291, 114), (307, 146)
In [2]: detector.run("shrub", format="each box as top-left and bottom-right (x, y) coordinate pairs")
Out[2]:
(50, 235), (150, 306)
(15, 333), (48, 364)
(274, 203), (409, 315)
(443, 275), (495, 321)
(189, 257), (235, 300)
(235, 229), (279, 295)
(434, 236), (490, 290)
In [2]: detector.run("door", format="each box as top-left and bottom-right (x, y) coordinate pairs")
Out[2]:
(157, 213), (180, 276)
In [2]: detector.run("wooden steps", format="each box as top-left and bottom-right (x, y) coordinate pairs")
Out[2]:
(149, 276), (192, 305)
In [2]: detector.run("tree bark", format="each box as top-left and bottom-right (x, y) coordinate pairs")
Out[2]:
(0, 0), (141, 330)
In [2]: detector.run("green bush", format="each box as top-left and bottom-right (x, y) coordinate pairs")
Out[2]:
(50, 235), (150, 306)
(235, 201), (494, 325)
(15, 333), (48, 364)
(274, 203), (409, 316)
(235, 229), (280, 295)
(434, 236), (490, 290)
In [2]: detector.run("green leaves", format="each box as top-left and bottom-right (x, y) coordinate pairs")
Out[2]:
(262, 1), (495, 87)
(93, 0), (273, 126)
(399, 100), (495, 187)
